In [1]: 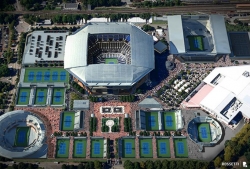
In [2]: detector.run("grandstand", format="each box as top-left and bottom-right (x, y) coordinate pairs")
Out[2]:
(187, 116), (222, 151)
(0, 110), (46, 159)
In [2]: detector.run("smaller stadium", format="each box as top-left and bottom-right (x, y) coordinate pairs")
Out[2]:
(188, 116), (222, 151)
(173, 137), (188, 158)
(0, 110), (46, 159)
(60, 111), (84, 131)
(136, 110), (183, 131)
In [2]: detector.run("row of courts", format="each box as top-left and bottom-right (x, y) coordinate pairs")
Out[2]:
(23, 67), (69, 83)
(17, 87), (65, 106)
(119, 137), (188, 158)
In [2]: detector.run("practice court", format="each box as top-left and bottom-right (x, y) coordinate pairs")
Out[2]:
(17, 88), (31, 105)
(163, 111), (176, 131)
(198, 123), (212, 142)
(61, 111), (75, 131)
(174, 138), (188, 158)
(51, 88), (64, 105)
(122, 138), (135, 158)
(139, 138), (153, 158)
(156, 138), (171, 158)
(14, 127), (30, 147)
(73, 139), (87, 158)
(34, 88), (48, 105)
(24, 68), (69, 83)
(56, 139), (70, 158)
(145, 112), (159, 131)
(91, 139), (104, 158)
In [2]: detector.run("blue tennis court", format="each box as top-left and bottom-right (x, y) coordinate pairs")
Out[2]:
(52, 72), (58, 81)
(166, 116), (173, 127)
(28, 72), (34, 81)
(64, 116), (72, 127)
(200, 127), (207, 139)
(148, 116), (156, 127)
(177, 142), (184, 154)
(194, 39), (198, 48)
(18, 131), (25, 143)
(60, 72), (66, 81)
(94, 143), (100, 154)
(20, 92), (27, 102)
(142, 143), (149, 154)
(125, 143), (132, 155)
(38, 92), (44, 102)
(55, 92), (61, 102)
(160, 142), (167, 154)
(59, 143), (66, 154)
(44, 71), (50, 81)
(36, 72), (42, 81)
(76, 143), (83, 155)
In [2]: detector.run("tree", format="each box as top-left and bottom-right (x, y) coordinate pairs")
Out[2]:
(77, 164), (84, 169)
(61, 164), (68, 169)
(18, 162), (26, 169)
(124, 160), (134, 169)
(94, 160), (102, 169)
(145, 160), (154, 169)
(214, 156), (222, 167)
(12, 164), (18, 169)
(134, 162), (141, 169)
(169, 161), (176, 169)
(0, 65), (9, 77)
(154, 160), (162, 169)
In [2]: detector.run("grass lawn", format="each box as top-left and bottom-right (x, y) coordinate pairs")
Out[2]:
(17, 88), (31, 105)
(56, 139), (70, 158)
(122, 138), (135, 158)
(174, 138), (188, 158)
(91, 138), (104, 158)
(145, 112), (159, 131)
(14, 127), (30, 147)
(197, 123), (212, 142)
(139, 138), (153, 158)
(34, 88), (48, 105)
(24, 67), (69, 83)
(73, 139), (87, 158)
(105, 58), (118, 64)
(187, 35), (205, 51)
(51, 88), (65, 105)
(61, 111), (75, 131)
(156, 138), (171, 158)
(163, 111), (176, 131)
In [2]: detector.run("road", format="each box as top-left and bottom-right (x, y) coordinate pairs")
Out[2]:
(1, 4), (237, 15)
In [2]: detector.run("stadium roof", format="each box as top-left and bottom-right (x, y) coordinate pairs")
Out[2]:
(64, 22), (154, 86)
(168, 15), (230, 55)
(22, 31), (69, 64)
(200, 65), (250, 123)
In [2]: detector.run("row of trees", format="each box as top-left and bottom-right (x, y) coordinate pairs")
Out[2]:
(119, 95), (135, 102)
(72, 81), (85, 94)
(132, 0), (181, 8)
(61, 160), (103, 169)
(124, 159), (209, 169)
(89, 117), (97, 136)
(89, 95), (101, 102)
(20, 0), (42, 10)
(124, 117), (132, 132)
(18, 32), (28, 64)
(106, 138), (111, 159)
(0, 0), (15, 11)
(83, 0), (122, 8)
(0, 162), (39, 169)
(214, 124), (250, 168)
(0, 65), (9, 77)
(226, 20), (250, 32)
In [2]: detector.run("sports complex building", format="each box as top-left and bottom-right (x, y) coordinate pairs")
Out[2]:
(0, 110), (46, 159)
(168, 15), (231, 62)
(64, 22), (155, 94)
(182, 65), (250, 128)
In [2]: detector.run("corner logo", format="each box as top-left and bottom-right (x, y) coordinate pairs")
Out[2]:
(243, 162), (248, 168)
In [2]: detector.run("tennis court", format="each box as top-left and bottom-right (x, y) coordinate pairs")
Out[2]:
(145, 112), (159, 131)
(24, 67), (69, 83)
(139, 138), (153, 158)
(17, 88), (31, 105)
(122, 138), (135, 158)
(187, 35), (205, 51)
(105, 58), (118, 64)
(91, 138), (104, 158)
(51, 88), (65, 105)
(156, 138), (171, 158)
(61, 111), (75, 131)
(198, 123), (212, 142)
(14, 127), (31, 147)
(174, 138), (188, 158)
(56, 139), (70, 158)
(163, 111), (176, 131)
(73, 139), (87, 158)
(34, 88), (48, 105)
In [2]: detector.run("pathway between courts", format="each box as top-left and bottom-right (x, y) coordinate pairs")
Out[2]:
(169, 136), (175, 158)
(135, 137), (140, 159)
(69, 137), (74, 159)
(152, 136), (157, 158)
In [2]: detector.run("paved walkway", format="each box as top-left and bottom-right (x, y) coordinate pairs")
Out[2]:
(152, 136), (157, 158)
(135, 136), (140, 159)
(68, 137), (74, 159)
(169, 136), (175, 158)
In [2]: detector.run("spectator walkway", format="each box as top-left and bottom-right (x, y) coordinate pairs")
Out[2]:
(68, 137), (74, 159)
(169, 136), (175, 158)
(152, 136), (157, 158)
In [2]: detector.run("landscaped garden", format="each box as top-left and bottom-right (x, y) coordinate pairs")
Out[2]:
(101, 118), (120, 132)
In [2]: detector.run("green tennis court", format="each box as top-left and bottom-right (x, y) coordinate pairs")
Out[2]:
(156, 138), (171, 158)
(24, 67), (69, 83)
(105, 58), (118, 64)
(187, 35), (205, 51)
(163, 111), (176, 131)
(91, 138), (104, 158)
(122, 138), (135, 158)
(56, 139), (70, 158)
(174, 138), (188, 158)
(139, 138), (153, 158)
(14, 127), (30, 147)
(73, 139), (87, 158)
(145, 112), (159, 131)
(198, 123), (212, 142)
(61, 111), (75, 131)
(17, 88), (31, 105)
(34, 88), (48, 105)
(51, 88), (65, 105)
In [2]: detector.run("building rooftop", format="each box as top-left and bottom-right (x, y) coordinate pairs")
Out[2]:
(73, 100), (90, 110)
(139, 96), (162, 109)
(22, 31), (69, 65)
(168, 15), (230, 55)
